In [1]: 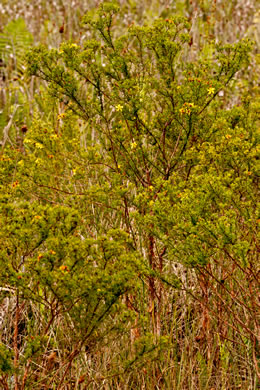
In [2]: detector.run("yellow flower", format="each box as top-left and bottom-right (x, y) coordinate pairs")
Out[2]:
(57, 113), (65, 120)
(11, 181), (19, 188)
(207, 87), (215, 95)
(130, 142), (137, 149)
(179, 102), (196, 115)
(35, 142), (44, 149)
(23, 138), (33, 144)
(115, 104), (123, 112)
(50, 250), (56, 255)
(60, 265), (69, 272)
(35, 158), (43, 165)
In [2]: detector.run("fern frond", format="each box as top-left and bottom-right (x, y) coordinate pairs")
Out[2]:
(0, 18), (34, 78)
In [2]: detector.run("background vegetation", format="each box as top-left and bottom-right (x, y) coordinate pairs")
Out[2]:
(0, 1), (259, 389)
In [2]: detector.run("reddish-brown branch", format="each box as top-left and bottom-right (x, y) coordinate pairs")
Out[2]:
(14, 293), (20, 390)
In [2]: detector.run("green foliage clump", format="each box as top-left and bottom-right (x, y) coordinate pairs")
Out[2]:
(0, 344), (13, 374)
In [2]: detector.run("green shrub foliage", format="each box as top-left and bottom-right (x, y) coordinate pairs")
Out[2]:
(0, 1), (259, 388)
